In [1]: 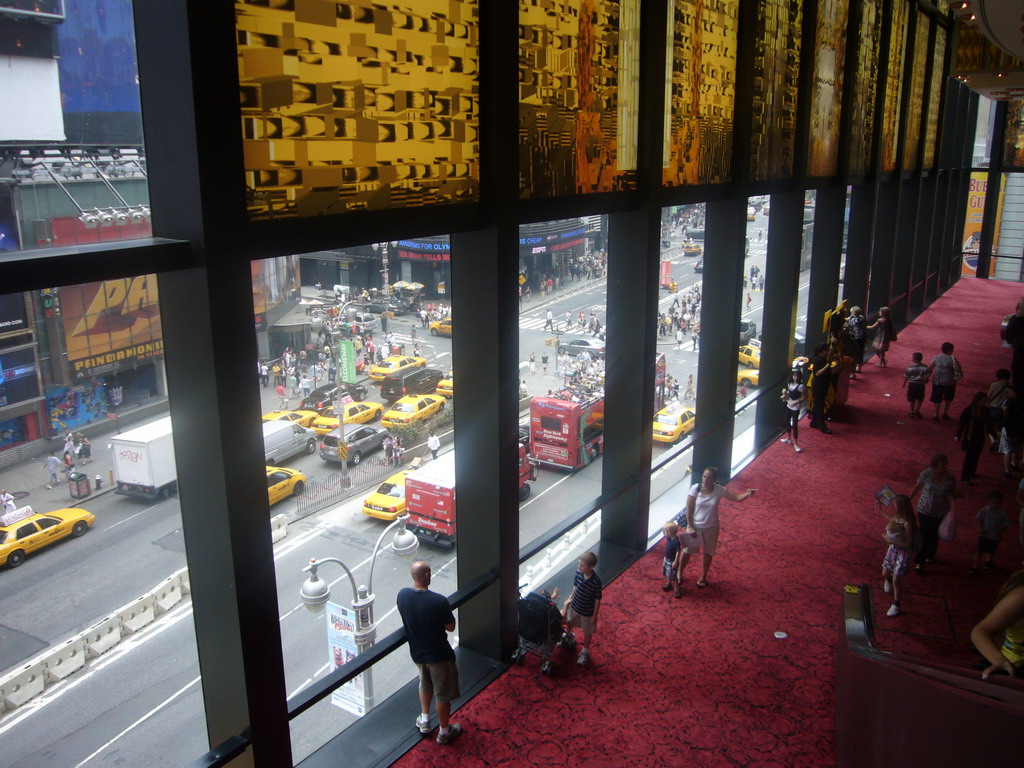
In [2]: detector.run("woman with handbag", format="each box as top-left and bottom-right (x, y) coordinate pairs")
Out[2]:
(927, 342), (963, 420)
(909, 453), (963, 573)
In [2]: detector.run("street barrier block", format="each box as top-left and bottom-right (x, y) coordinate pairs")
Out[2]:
(152, 574), (183, 614)
(271, 514), (288, 543)
(117, 594), (157, 634)
(44, 637), (87, 682)
(84, 615), (123, 658)
(0, 658), (46, 710)
(177, 567), (190, 594)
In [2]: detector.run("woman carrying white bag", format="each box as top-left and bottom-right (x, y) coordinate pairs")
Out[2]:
(910, 452), (963, 574)
(677, 467), (757, 590)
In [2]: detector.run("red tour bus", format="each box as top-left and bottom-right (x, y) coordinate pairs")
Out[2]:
(529, 391), (605, 470)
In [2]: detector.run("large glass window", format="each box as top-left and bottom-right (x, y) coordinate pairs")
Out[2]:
(252, 247), (458, 759)
(518, 217), (607, 550)
(0, 279), (207, 766)
(732, 197), (771, 460)
(647, 205), (705, 537)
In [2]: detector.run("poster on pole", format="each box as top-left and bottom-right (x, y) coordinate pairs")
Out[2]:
(960, 172), (1001, 276)
(338, 340), (357, 385)
(326, 601), (365, 716)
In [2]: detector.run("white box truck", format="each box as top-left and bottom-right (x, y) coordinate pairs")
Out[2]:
(110, 417), (178, 499)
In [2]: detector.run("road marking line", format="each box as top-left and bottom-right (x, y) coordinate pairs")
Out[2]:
(73, 676), (201, 768)
(103, 505), (159, 532)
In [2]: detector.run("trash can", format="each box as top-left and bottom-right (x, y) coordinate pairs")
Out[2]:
(68, 471), (91, 500)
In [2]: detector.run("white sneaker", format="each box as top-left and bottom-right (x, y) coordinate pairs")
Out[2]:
(416, 714), (431, 734)
(780, 438), (791, 444)
(794, 446), (802, 453)
(577, 649), (590, 666)
(46, 485), (52, 490)
(886, 603), (900, 617)
(883, 580), (891, 593)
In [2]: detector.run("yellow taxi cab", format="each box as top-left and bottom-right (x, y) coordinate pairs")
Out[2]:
(429, 318), (452, 337)
(652, 402), (696, 443)
(361, 471), (407, 521)
(737, 368), (760, 388)
(1, 505), (96, 568)
(681, 241), (701, 255)
(368, 355), (427, 382)
(738, 344), (761, 368)
(262, 409), (320, 428)
(436, 370), (453, 397)
(381, 394), (446, 428)
(310, 401), (385, 434)
(266, 466), (306, 506)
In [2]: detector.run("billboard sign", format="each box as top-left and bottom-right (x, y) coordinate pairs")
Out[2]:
(60, 276), (163, 373)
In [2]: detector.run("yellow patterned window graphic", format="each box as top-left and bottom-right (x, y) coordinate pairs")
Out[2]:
(663, 0), (737, 186)
(847, 0), (880, 177)
(922, 24), (944, 169)
(880, 0), (907, 173)
(519, 0), (639, 197)
(749, 0), (804, 181)
(806, 0), (849, 178)
(902, 12), (929, 172)
(237, 1), (480, 219)
(1005, 101), (1024, 170)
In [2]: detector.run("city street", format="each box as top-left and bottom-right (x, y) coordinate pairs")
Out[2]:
(0, 206), (817, 766)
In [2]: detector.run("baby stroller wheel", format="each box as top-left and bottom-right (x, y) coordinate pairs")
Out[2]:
(511, 648), (524, 665)
(540, 661), (553, 676)
(559, 632), (576, 650)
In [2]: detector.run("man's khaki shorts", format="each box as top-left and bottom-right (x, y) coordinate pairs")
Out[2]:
(565, 606), (597, 636)
(416, 660), (460, 703)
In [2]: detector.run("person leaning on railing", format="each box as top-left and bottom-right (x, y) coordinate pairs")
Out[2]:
(970, 569), (1024, 679)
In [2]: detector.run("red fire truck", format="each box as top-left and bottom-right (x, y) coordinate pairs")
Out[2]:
(406, 446), (536, 548)
(529, 390), (605, 470)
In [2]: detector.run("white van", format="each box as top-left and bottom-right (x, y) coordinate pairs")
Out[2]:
(263, 420), (317, 464)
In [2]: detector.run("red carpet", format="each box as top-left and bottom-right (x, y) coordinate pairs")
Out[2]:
(395, 278), (1024, 767)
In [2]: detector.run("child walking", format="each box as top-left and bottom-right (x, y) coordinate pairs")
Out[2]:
(971, 490), (1010, 574)
(880, 494), (917, 617)
(903, 352), (929, 418)
(661, 522), (683, 598)
(562, 551), (602, 666)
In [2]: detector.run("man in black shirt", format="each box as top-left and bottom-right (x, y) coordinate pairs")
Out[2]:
(396, 561), (462, 744)
(808, 343), (835, 434)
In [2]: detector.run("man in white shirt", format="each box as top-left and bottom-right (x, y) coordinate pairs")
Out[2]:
(427, 431), (441, 460)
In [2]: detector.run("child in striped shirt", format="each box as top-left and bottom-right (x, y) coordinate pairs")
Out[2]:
(563, 551), (603, 666)
(903, 352), (930, 418)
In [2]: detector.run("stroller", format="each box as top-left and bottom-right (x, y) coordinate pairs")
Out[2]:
(511, 587), (576, 675)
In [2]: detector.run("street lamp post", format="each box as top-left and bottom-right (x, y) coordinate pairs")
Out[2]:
(299, 512), (420, 711)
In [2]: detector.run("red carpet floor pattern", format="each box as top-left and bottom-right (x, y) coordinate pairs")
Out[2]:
(395, 278), (1024, 767)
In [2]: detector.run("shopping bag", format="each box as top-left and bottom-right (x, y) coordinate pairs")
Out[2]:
(678, 530), (703, 550)
(938, 508), (957, 542)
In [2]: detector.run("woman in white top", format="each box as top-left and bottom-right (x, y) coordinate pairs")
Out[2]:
(679, 467), (756, 589)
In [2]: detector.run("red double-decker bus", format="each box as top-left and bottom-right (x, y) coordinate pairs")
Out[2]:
(529, 391), (604, 470)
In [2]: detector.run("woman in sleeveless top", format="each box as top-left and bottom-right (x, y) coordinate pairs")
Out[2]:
(971, 569), (1024, 679)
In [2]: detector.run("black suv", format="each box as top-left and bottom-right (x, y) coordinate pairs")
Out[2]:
(300, 382), (368, 411)
(380, 368), (445, 402)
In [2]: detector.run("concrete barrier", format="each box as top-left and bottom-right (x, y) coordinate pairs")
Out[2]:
(0, 658), (46, 710)
(43, 637), (87, 682)
(271, 514), (288, 543)
(84, 615), (123, 658)
(117, 594), (157, 634)
(152, 574), (183, 614)
(177, 566), (190, 594)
